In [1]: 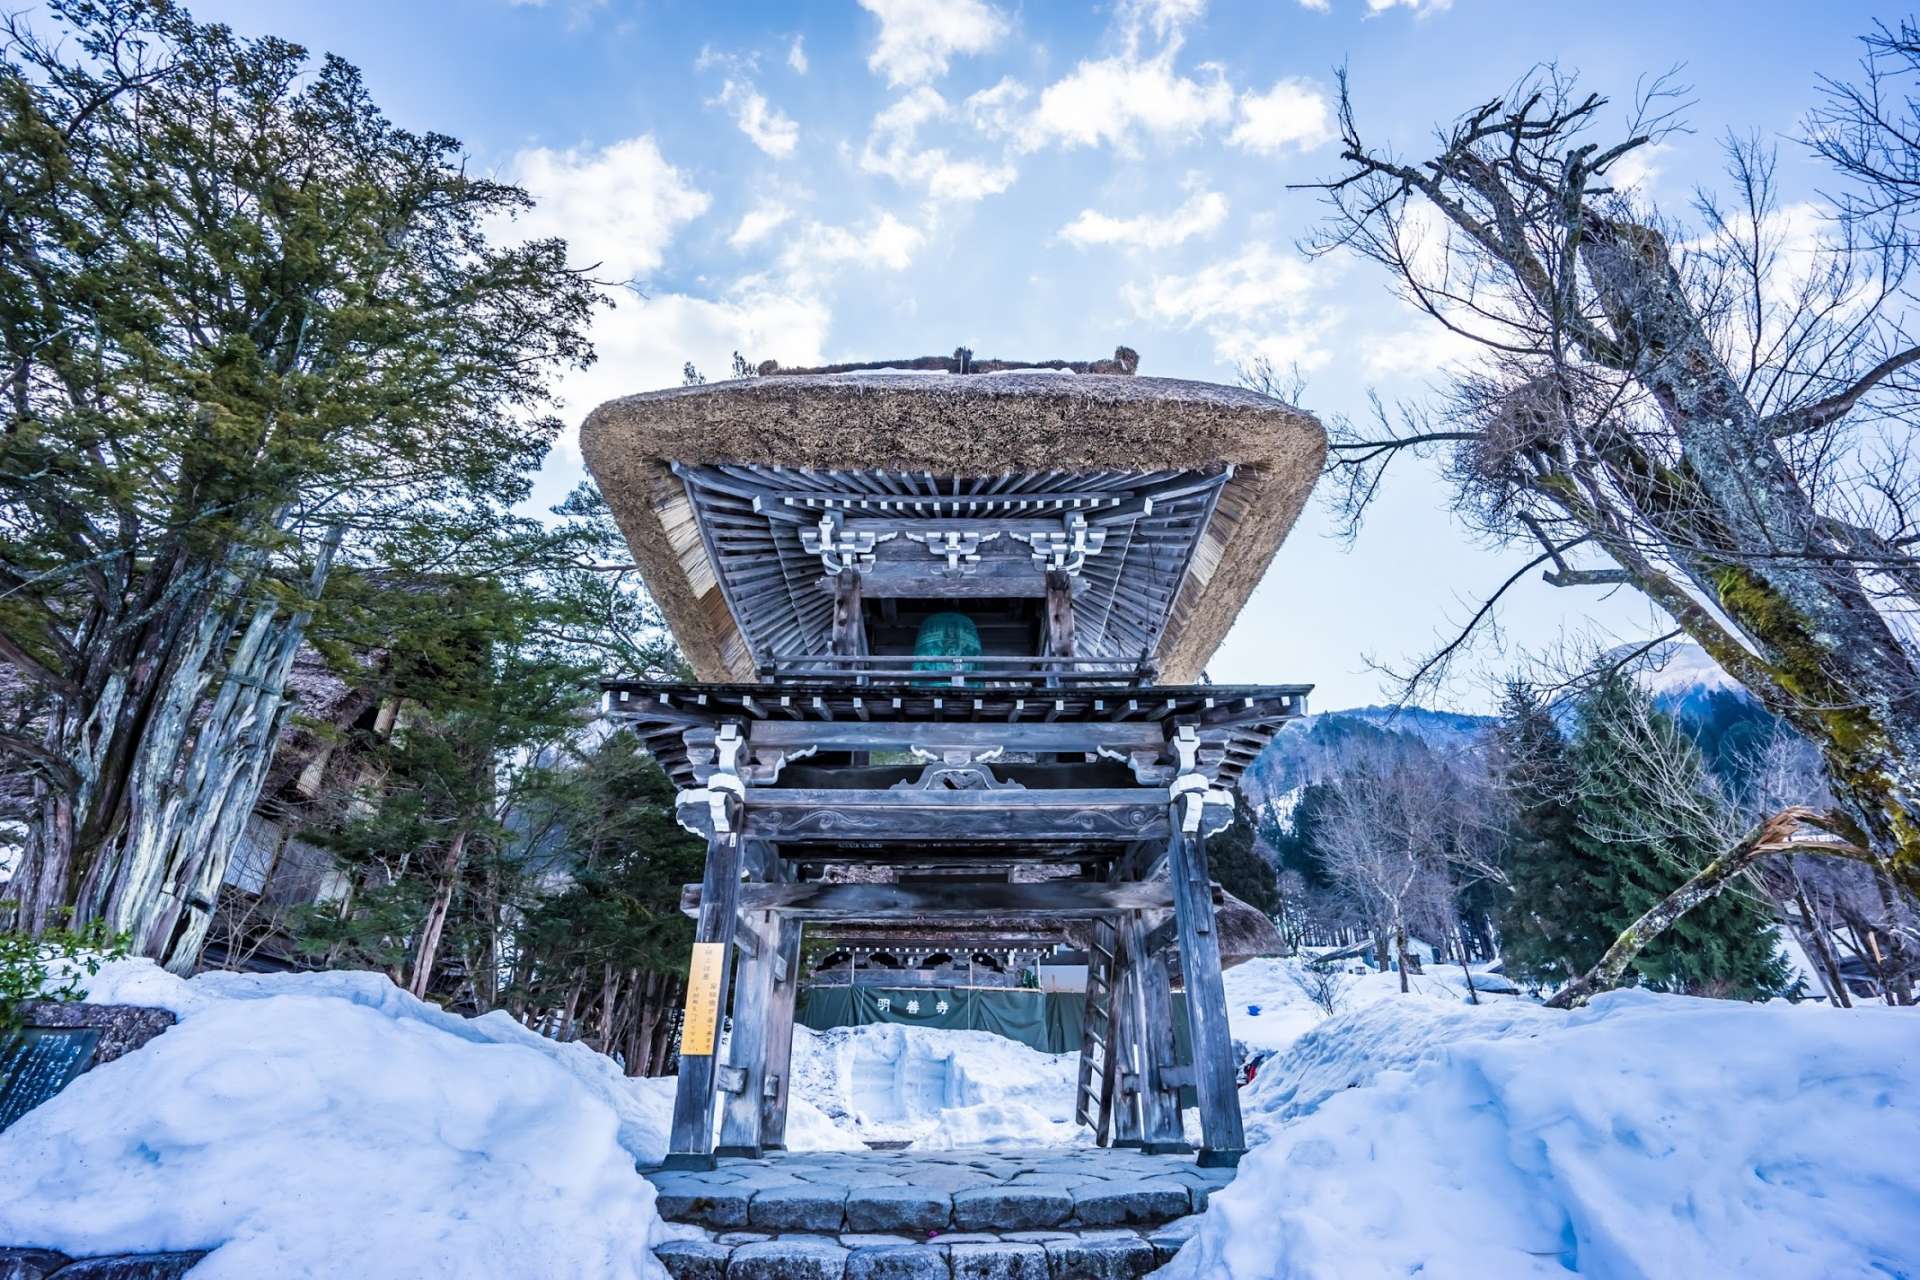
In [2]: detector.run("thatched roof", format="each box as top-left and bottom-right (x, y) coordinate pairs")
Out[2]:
(581, 369), (1325, 683)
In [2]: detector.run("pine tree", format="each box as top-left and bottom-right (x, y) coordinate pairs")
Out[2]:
(1208, 792), (1280, 917)
(1489, 684), (1602, 987)
(1566, 677), (1791, 1000)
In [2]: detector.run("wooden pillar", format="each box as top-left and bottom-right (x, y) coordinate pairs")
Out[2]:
(830, 572), (866, 657)
(1137, 938), (1190, 1154)
(663, 823), (746, 1170)
(1166, 810), (1246, 1167)
(1044, 568), (1075, 687)
(715, 907), (781, 1157)
(760, 916), (804, 1149)
(1109, 919), (1145, 1148)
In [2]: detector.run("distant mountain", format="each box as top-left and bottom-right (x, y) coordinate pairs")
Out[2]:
(1630, 641), (1748, 720)
(1242, 643), (1779, 821)
(1242, 703), (1495, 812)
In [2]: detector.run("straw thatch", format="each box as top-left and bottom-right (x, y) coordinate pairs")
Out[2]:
(581, 370), (1325, 682)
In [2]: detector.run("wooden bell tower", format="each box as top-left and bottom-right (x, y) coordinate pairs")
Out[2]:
(584, 356), (1325, 1170)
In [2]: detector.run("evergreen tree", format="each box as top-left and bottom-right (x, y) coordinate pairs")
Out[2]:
(1566, 678), (1791, 1000)
(0, 0), (600, 963)
(1208, 791), (1280, 917)
(1488, 684), (1601, 987)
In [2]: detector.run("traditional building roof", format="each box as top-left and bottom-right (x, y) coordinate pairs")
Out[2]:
(581, 369), (1324, 683)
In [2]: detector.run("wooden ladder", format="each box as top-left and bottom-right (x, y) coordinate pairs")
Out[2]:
(1074, 916), (1122, 1145)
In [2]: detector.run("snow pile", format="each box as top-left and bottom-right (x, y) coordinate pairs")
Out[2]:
(1164, 988), (1920, 1280)
(790, 1022), (1086, 1148)
(0, 959), (673, 1279)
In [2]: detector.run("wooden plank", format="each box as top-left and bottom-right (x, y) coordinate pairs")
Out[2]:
(1165, 813), (1247, 1167)
(679, 877), (1199, 920)
(1045, 568), (1077, 666)
(664, 827), (746, 1170)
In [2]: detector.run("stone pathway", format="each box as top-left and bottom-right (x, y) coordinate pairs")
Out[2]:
(642, 1147), (1230, 1278)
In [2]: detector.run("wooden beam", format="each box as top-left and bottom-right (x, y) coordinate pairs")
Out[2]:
(1165, 812), (1246, 1167)
(679, 877), (1205, 920)
(718, 787), (1173, 845)
(693, 720), (1170, 755)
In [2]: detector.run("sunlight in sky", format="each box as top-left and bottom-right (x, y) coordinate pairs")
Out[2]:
(188, 0), (1888, 709)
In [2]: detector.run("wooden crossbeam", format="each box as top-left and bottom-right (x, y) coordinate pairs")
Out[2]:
(687, 719), (1169, 755)
(678, 877), (1213, 920)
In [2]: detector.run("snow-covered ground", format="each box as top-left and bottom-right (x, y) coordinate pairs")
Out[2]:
(0, 960), (678, 1278)
(1171, 975), (1920, 1280)
(789, 1021), (1085, 1149)
(2, 954), (1915, 1278)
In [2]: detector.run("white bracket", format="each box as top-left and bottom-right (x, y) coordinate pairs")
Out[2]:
(905, 528), (999, 574)
(676, 721), (748, 841)
(801, 511), (892, 575)
(1014, 512), (1108, 575)
(1169, 725), (1210, 834)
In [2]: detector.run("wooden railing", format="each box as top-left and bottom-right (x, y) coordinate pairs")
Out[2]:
(756, 652), (1159, 688)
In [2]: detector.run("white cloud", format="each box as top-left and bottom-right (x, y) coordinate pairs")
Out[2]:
(1366, 0), (1452, 12)
(858, 0), (1008, 86)
(1060, 190), (1227, 250)
(1230, 78), (1333, 154)
(963, 77), (1029, 137)
(787, 35), (808, 74)
(1128, 0), (1208, 41)
(716, 79), (799, 157)
(779, 212), (926, 288)
(1023, 46), (1232, 152)
(729, 202), (794, 250)
(860, 88), (1018, 203)
(501, 135), (709, 281)
(1605, 142), (1671, 197)
(551, 286), (831, 456)
(1296, 0), (1332, 10)
(1128, 242), (1336, 368)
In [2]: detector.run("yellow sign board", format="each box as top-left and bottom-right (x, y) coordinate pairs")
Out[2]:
(680, 942), (725, 1056)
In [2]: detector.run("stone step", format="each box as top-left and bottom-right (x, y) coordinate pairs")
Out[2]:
(653, 1221), (1204, 1280)
(640, 1149), (1233, 1238)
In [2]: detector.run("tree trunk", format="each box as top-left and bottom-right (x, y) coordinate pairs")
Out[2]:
(1393, 923), (1411, 995)
(408, 829), (470, 1001)
(1577, 222), (1920, 903)
(1793, 880), (1852, 1009)
(1456, 921), (1480, 1005)
(1549, 808), (1867, 1009)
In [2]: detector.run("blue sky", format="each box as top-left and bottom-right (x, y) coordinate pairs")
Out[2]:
(191, 0), (1892, 709)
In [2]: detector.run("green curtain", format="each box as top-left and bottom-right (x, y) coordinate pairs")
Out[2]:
(797, 984), (1083, 1054)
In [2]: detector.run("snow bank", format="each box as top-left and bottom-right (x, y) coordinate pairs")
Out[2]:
(790, 1022), (1086, 1147)
(0, 959), (671, 1279)
(1163, 988), (1920, 1280)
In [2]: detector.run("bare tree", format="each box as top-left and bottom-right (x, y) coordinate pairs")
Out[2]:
(1289, 958), (1354, 1018)
(1301, 53), (1920, 901)
(1320, 755), (1460, 993)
